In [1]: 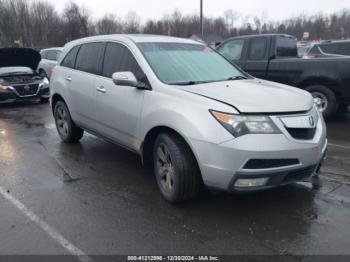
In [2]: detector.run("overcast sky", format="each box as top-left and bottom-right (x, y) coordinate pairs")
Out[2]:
(49, 0), (350, 22)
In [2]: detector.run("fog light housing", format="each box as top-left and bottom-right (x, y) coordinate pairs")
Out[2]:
(234, 177), (269, 188)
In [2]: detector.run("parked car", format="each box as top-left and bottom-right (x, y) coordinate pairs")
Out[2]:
(305, 40), (350, 58)
(37, 47), (63, 79)
(297, 41), (314, 57)
(217, 34), (350, 117)
(50, 35), (327, 203)
(0, 48), (50, 103)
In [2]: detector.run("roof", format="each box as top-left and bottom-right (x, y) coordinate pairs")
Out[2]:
(226, 33), (295, 41)
(66, 34), (202, 46)
(40, 47), (63, 52)
(320, 39), (350, 44)
(191, 34), (225, 43)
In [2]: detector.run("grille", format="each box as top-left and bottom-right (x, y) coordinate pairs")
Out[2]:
(13, 84), (39, 96)
(243, 159), (300, 169)
(286, 127), (316, 140)
(4, 75), (34, 84)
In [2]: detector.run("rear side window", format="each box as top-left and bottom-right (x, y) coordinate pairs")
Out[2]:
(307, 46), (321, 55)
(47, 50), (60, 61)
(41, 50), (48, 59)
(61, 46), (80, 69)
(75, 42), (105, 75)
(248, 38), (267, 60)
(276, 36), (297, 57)
(102, 42), (144, 80)
(320, 43), (350, 56)
(217, 39), (244, 61)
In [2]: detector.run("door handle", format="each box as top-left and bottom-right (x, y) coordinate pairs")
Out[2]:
(65, 76), (72, 82)
(96, 86), (107, 93)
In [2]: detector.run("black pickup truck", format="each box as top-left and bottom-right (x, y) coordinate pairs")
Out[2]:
(217, 34), (350, 117)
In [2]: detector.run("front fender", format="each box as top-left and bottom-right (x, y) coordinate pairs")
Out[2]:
(139, 90), (235, 148)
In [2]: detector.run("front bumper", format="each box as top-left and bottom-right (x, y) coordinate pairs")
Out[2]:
(190, 110), (327, 192)
(0, 83), (49, 103)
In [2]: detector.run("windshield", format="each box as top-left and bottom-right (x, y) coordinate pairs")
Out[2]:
(0, 66), (33, 76)
(138, 42), (246, 85)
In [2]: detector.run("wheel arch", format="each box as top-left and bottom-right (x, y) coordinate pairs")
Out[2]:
(141, 126), (201, 174)
(297, 77), (342, 102)
(51, 93), (66, 113)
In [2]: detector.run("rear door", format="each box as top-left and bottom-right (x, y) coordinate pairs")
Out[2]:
(65, 42), (105, 126)
(217, 38), (247, 69)
(92, 42), (146, 150)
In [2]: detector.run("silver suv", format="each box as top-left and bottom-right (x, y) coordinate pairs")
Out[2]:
(50, 35), (327, 203)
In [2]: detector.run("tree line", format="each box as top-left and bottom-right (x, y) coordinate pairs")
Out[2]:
(0, 0), (349, 48)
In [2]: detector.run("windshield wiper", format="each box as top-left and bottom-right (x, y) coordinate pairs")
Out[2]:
(169, 80), (211, 86)
(226, 76), (248, 81)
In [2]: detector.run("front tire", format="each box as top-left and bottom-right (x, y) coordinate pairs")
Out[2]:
(54, 101), (84, 143)
(306, 85), (338, 118)
(153, 133), (200, 203)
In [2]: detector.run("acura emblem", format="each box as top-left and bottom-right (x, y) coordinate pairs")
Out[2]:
(309, 116), (315, 127)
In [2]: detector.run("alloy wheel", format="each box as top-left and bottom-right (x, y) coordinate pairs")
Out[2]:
(156, 143), (175, 193)
(312, 91), (328, 112)
(56, 106), (69, 138)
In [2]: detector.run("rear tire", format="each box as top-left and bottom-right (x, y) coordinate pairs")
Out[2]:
(306, 85), (338, 118)
(54, 100), (84, 143)
(153, 133), (200, 203)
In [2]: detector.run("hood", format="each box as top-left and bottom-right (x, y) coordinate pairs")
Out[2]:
(179, 79), (313, 113)
(0, 48), (41, 71)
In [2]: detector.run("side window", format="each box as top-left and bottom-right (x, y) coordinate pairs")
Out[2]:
(47, 50), (59, 61)
(40, 50), (48, 59)
(56, 51), (62, 61)
(102, 42), (145, 80)
(61, 46), (80, 69)
(248, 38), (267, 60)
(276, 36), (297, 57)
(75, 42), (105, 75)
(308, 46), (320, 55)
(319, 43), (337, 54)
(217, 39), (244, 61)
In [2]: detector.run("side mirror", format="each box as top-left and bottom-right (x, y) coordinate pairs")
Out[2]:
(112, 71), (138, 87)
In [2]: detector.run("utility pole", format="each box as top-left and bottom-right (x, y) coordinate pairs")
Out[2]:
(200, 0), (204, 37)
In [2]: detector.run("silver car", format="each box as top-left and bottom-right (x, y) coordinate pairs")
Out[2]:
(50, 35), (327, 203)
(37, 47), (63, 79)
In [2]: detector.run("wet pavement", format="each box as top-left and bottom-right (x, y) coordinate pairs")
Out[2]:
(0, 101), (350, 259)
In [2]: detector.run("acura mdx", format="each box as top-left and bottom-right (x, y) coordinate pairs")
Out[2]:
(50, 35), (327, 203)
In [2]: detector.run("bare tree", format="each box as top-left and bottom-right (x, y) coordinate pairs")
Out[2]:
(0, 1), (350, 48)
(96, 14), (123, 34)
(63, 2), (91, 41)
(124, 11), (141, 33)
(223, 10), (240, 34)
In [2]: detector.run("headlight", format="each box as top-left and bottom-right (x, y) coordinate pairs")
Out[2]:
(210, 110), (281, 137)
(40, 77), (49, 89)
(0, 79), (8, 91)
(0, 85), (8, 91)
(42, 77), (49, 85)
